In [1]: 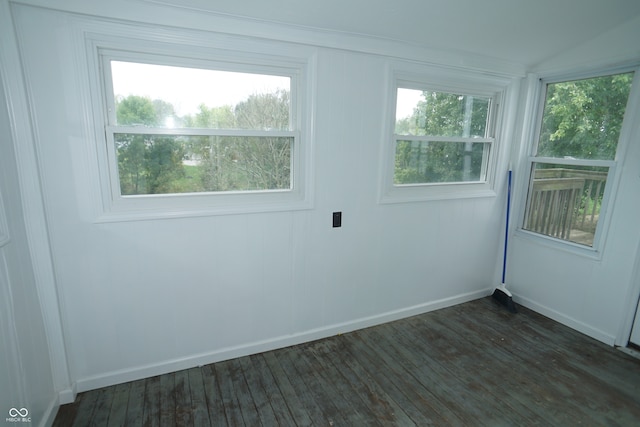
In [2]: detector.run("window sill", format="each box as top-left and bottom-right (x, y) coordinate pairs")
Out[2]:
(379, 183), (496, 204)
(93, 191), (313, 223)
(513, 229), (603, 261)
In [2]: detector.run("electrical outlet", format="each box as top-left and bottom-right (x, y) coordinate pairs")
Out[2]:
(332, 212), (342, 228)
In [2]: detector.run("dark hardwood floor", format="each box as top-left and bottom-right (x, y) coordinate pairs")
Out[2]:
(53, 297), (640, 426)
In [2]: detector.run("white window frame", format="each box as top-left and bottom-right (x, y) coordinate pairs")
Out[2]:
(83, 30), (315, 222)
(516, 67), (639, 256)
(380, 64), (513, 204)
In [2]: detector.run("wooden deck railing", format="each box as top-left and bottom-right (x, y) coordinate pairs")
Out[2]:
(524, 168), (607, 243)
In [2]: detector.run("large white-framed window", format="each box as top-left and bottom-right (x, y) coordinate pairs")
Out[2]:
(520, 70), (635, 250)
(380, 67), (511, 203)
(87, 38), (314, 221)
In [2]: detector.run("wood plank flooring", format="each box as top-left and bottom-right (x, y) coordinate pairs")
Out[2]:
(53, 297), (640, 426)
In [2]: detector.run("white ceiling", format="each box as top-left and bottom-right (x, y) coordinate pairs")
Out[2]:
(145, 0), (640, 69)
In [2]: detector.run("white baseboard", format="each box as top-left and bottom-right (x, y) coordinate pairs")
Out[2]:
(58, 383), (76, 405)
(514, 294), (616, 346)
(75, 289), (489, 393)
(39, 396), (59, 427)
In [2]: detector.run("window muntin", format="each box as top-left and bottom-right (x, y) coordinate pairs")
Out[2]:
(105, 58), (296, 197)
(393, 87), (494, 185)
(522, 72), (634, 247)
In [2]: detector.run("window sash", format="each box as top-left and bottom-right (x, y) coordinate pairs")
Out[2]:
(394, 83), (498, 138)
(533, 72), (634, 161)
(518, 70), (635, 250)
(105, 128), (298, 198)
(393, 136), (493, 185)
(526, 156), (615, 169)
(393, 135), (493, 144)
(101, 52), (301, 200)
(106, 125), (298, 139)
(389, 82), (498, 190)
(522, 159), (614, 248)
(101, 52), (298, 132)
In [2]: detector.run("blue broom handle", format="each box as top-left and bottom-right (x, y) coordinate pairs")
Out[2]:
(501, 169), (512, 285)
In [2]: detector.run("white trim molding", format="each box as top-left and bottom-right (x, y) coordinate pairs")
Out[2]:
(9, 0), (526, 78)
(514, 294), (616, 346)
(378, 60), (520, 205)
(71, 16), (318, 222)
(0, 0), (74, 404)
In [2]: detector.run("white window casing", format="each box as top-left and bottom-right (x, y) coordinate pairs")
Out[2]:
(516, 67), (639, 257)
(77, 23), (316, 222)
(380, 63), (517, 204)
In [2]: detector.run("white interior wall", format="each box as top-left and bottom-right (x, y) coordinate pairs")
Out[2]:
(507, 72), (640, 345)
(508, 19), (640, 345)
(0, 64), (57, 426)
(5, 1), (640, 419)
(10, 3), (516, 393)
(532, 14), (640, 74)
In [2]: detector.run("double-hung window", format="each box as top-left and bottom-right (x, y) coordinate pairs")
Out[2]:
(522, 72), (634, 248)
(394, 87), (494, 185)
(381, 71), (507, 203)
(97, 49), (309, 218)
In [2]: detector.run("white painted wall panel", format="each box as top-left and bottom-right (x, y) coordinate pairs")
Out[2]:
(533, 14), (640, 74)
(12, 4), (515, 392)
(508, 73), (640, 346)
(0, 59), (57, 426)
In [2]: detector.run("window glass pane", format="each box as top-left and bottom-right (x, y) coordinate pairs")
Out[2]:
(396, 88), (490, 137)
(523, 163), (609, 247)
(111, 61), (291, 130)
(115, 133), (292, 195)
(537, 73), (633, 160)
(394, 140), (490, 184)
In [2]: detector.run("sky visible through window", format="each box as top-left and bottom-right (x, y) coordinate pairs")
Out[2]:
(110, 61), (290, 117)
(396, 88), (424, 121)
(111, 61), (422, 121)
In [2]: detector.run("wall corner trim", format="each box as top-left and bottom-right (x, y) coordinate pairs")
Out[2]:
(0, 0), (72, 398)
